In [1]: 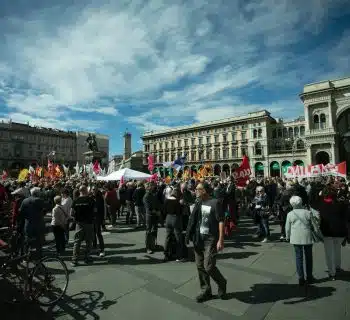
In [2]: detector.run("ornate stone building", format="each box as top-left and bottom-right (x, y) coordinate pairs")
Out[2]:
(142, 110), (307, 177)
(301, 77), (350, 167)
(141, 76), (350, 177)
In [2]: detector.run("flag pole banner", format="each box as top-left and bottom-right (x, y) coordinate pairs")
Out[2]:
(285, 161), (347, 178)
(233, 156), (251, 187)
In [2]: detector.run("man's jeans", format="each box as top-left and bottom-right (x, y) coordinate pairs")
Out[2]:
(126, 201), (135, 224)
(145, 214), (158, 251)
(194, 237), (226, 294)
(259, 218), (270, 238)
(72, 223), (94, 262)
(134, 206), (145, 226)
(294, 244), (313, 280)
(93, 221), (105, 252)
(52, 225), (66, 254)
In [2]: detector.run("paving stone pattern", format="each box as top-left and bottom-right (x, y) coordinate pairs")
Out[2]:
(1, 217), (350, 320)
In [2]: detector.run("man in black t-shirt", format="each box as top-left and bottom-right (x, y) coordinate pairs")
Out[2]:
(71, 185), (95, 266)
(186, 182), (227, 303)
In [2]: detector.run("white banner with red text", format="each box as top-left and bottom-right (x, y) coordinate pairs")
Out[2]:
(284, 161), (347, 178)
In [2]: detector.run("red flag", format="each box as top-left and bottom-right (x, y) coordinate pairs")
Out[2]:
(2, 170), (8, 180)
(233, 156), (251, 187)
(93, 160), (101, 175)
(147, 154), (154, 173)
(48, 159), (53, 171)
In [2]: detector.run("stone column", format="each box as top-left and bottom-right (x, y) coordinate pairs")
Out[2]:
(328, 100), (334, 128)
(306, 146), (312, 165)
(331, 142), (338, 163)
(304, 104), (310, 131)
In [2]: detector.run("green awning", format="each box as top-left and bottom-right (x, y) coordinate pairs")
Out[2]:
(294, 161), (304, 167)
(255, 163), (264, 171)
(271, 163), (280, 170)
(282, 162), (292, 173)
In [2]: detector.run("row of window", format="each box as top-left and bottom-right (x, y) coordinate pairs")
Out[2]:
(272, 126), (305, 139)
(151, 139), (306, 162)
(0, 131), (78, 147)
(154, 149), (245, 163)
(313, 113), (327, 129)
(145, 132), (249, 151)
(148, 124), (253, 142)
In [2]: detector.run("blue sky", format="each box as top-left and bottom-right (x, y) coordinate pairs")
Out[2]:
(0, 0), (349, 156)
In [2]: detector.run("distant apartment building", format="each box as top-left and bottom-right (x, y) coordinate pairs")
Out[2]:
(0, 121), (109, 170)
(0, 120), (76, 170)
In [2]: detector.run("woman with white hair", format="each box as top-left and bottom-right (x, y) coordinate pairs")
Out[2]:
(251, 186), (270, 243)
(285, 196), (317, 286)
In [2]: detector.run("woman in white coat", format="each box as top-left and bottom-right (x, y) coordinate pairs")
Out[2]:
(285, 196), (318, 286)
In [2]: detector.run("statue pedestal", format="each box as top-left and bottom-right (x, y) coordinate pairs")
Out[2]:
(83, 151), (106, 165)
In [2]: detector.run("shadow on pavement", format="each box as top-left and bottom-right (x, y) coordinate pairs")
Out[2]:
(314, 270), (350, 283)
(49, 290), (117, 320)
(217, 251), (259, 260)
(103, 243), (135, 249)
(0, 278), (52, 320)
(227, 283), (336, 304)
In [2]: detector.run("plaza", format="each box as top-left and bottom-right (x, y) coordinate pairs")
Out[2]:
(3, 216), (350, 320)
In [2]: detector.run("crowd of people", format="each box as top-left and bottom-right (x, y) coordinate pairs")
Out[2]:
(0, 173), (350, 302)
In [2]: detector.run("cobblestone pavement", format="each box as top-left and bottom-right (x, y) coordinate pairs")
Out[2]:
(2, 216), (350, 320)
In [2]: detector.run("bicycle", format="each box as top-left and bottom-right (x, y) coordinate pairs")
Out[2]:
(0, 227), (69, 306)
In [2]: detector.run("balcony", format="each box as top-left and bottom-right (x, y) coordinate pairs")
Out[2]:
(253, 153), (265, 160)
(307, 128), (336, 136)
(241, 139), (248, 144)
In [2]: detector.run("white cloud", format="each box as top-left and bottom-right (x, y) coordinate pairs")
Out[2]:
(0, 113), (104, 132)
(0, 0), (348, 135)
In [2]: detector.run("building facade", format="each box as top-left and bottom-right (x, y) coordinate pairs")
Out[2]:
(0, 121), (110, 171)
(301, 77), (350, 168)
(0, 120), (77, 170)
(141, 76), (350, 177)
(142, 110), (307, 177)
(75, 131), (109, 165)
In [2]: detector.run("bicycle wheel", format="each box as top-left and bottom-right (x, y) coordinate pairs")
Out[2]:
(29, 256), (69, 306)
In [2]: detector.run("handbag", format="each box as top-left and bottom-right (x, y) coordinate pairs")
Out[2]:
(309, 208), (324, 243)
(294, 209), (324, 243)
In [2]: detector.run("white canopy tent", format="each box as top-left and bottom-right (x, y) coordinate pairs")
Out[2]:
(97, 168), (151, 181)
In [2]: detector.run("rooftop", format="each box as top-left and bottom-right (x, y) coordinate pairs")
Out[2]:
(302, 76), (350, 94)
(0, 120), (75, 135)
(142, 110), (272, 138)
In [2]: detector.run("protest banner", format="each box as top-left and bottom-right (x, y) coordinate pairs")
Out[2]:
(285, 161), (346, 178)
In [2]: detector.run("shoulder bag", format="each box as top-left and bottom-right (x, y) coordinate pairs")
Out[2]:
(294, 209), (324, 243)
